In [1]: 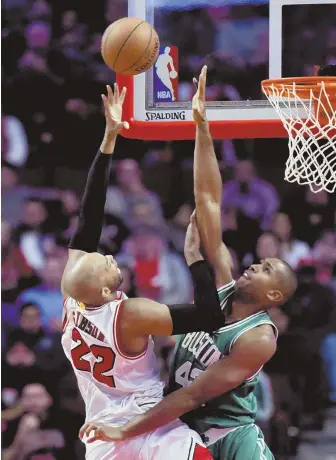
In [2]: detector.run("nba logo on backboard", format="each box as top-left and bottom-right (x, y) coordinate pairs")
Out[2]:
(154, 46), (179, 102)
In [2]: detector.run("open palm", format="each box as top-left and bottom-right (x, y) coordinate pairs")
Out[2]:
(102, 83), (129, 135)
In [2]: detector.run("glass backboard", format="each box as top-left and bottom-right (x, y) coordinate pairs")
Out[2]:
(116, 0), (336, 139)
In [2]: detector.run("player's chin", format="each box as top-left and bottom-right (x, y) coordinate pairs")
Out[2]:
(236, 275), (249, 288)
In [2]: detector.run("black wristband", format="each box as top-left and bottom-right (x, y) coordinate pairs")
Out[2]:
(168, 260), (224, 335)
(69, 150), (112, 253)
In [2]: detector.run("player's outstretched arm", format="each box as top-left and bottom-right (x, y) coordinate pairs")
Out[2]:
(193, 66), (232, 287)
(79, 325), (276, 443)
(120, 216), (224, 340)
(61, 84), (128, 297)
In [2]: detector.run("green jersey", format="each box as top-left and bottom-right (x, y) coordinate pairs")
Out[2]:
(168, 281), (277, 435)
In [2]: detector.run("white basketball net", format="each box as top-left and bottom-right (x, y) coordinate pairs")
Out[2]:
(263, 81), (336, 193)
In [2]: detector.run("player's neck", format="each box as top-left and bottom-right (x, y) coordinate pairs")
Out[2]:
(227, 301), (261, 323)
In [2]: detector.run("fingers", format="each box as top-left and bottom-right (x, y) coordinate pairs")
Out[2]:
(107, 85), (114, 105)
(103, 84), (127, 105)
(198, 65), (207, 100)
(119, 86), (127, 105)
(87, 427), (105, 443)
(114, 82), (119, 101)
(79, 422), (97, 440)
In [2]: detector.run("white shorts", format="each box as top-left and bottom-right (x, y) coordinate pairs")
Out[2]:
(85, 419), (212, 460)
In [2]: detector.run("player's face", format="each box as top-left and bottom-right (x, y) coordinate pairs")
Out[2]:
(236, 258), (283, 306)
(104, 254), (123, 291)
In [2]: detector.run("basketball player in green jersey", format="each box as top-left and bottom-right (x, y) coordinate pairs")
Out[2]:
(79, 67), (297, 460)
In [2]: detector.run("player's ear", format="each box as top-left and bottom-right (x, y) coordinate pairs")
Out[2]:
(101, 287), (111, 298)
(266, 289), (283, 303)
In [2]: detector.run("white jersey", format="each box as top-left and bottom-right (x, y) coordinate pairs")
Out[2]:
(61, 292), (164, 425)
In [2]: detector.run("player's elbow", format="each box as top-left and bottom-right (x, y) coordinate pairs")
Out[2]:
(194, 192), (219, 208)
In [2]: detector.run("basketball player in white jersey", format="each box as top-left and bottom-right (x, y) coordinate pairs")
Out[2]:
(61, 83), (223, 459)
(155, 46), (177, 101)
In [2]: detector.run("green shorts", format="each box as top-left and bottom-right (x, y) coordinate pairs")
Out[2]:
(208, 424), (274, 460)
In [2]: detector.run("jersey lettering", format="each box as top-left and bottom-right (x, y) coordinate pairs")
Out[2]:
(74, 311), (105, 342)
(181, 332), (221, 366)
(71, 328), (116, 387)
(175, 361), (204, 387)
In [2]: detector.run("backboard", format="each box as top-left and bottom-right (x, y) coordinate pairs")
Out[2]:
(117, 0), (336, 140)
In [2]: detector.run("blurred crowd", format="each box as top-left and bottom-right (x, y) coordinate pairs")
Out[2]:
(2, 1), (336, 459)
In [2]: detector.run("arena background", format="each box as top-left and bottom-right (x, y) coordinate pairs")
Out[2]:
(2, 0), (336, 459)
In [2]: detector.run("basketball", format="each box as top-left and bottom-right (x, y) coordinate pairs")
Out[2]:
(101, 17), (160, 76)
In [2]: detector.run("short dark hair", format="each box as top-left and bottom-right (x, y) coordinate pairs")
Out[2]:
(280, 260), (298, 301)
(24, 197), (44, 205)
(20, 303), (41, 315)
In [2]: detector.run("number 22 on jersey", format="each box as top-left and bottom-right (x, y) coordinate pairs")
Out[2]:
(71, 328), (116, 387)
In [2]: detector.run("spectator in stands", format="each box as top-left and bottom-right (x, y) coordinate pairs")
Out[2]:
(27, 0), (51, 21)
(19, 255), (64, 331)
(5, 302), (67, 377)
(2, 220), (37, 302)
(283, 187), (335, 246)
(168, 203), (193, 254)
(311, 230), (336, 284)
(222, 159), (279, 230)
(118, 264), (139, 298)
(222, 205), (261, 268)
(1, 162), (56, 228)
(6, 303), (45, 349)
(105, 159), (164, 227)
(18, 21), (52, 75)
(2, 330), (47, 405)
(127, 197), (167, 234)
(56, 10), (89, 79)
(116, 225), (192, 304)
(255, 231), (280, 261)
(1, 114), (28, 167)
(271, 212), (311, 269)
(270, 265), (336, 429)
(15, 198), (48, 270)
(98, 213), (130, 256)
(2, 163), (29, 227)
(2, 383), (74, 460)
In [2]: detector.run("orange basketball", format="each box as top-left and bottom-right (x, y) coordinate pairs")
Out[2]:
(101, 17), (160, 76)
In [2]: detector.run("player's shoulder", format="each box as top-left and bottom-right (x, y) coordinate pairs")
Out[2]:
(233, 324), (276, 356)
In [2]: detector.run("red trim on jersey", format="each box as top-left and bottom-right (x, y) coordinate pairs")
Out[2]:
(192, 444), (213, 460)
(62, 297), (69, 331)
(84, 291), (124, 311)
(113, 300), (147, 360)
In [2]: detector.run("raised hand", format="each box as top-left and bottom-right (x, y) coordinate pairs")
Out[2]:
(192, 65), (207, 124)
(79, 422), (124, 443)
(102, 83), (129, 136)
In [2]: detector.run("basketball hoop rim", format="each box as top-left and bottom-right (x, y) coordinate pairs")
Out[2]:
(262, 76), (336, 98)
